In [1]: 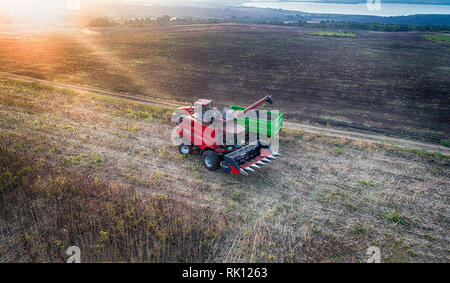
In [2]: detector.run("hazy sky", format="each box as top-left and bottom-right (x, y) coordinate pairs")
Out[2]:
(1, 0), (448, 17)
(106, 0), (234, 6)
(120, 0), (449, 4)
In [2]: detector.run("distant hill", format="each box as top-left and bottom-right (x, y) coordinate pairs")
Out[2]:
(70, 2), (450, 27)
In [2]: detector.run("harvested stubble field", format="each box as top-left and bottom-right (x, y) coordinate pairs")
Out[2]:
(0, 80), (448, 262)
(0, 24), (448, 144)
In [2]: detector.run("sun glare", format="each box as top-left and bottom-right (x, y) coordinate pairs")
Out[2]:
(0, 0), (81, 23)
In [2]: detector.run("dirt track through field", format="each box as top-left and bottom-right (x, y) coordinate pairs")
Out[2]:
(1, 71), (448, 155)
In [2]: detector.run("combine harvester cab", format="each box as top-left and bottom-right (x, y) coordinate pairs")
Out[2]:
(175, 95), (283, 176)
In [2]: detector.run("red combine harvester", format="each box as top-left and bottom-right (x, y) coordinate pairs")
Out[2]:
(174, 95), (281, 175)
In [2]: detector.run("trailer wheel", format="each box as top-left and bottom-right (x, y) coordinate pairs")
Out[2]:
(179, 144), (192, 155)
(202, 150), (220, 171)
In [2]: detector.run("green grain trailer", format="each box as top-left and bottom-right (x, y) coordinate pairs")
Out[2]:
(230, 105), (283, 138)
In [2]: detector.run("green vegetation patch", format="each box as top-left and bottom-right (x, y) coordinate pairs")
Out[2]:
(423, 34), (450, 43)
(305, 31), (359, 38)
(293, 21), (450, 32)
(384, 209), (408, 226)
(440, 139), (450, 148)
(359, 178), (378, 187)
(64, 153), (104, 166)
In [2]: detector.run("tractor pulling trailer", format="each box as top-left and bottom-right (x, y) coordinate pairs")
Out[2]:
(174, 95), (283, 176)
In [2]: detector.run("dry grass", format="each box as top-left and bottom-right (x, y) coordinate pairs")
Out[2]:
(0, 80), (449, 262)
(0, 145), (229, 263)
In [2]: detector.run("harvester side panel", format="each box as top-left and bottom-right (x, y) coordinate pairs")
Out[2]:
(177, 117), (217, 150)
